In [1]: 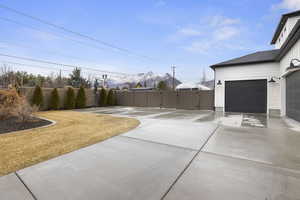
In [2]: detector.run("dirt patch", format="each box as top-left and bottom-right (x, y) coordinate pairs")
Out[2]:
(0, 117), (52, 134)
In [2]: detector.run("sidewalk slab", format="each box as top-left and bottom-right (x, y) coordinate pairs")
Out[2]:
(164, 152), (300, 200)
(124, 120), (217, 150)
(203, 125), (300, 171)
(0, 173), (34, 200)
(17, 136), (196, 200)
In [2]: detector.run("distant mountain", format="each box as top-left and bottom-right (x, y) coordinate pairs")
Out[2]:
(107, 71), (182, 89)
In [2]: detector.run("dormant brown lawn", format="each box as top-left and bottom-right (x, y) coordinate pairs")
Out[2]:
(0, 111), (140, 176)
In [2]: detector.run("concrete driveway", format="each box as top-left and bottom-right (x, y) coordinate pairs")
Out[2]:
(1, 107), (300, 200)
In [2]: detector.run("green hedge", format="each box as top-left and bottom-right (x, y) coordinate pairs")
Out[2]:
(98, 88), (107, 107)
(31, 85), (43, 107)
(49, 88), (60, 110)
(75, 86), (86, 108)
(107, 89), (115, 106)
(64, 87), (75, 109)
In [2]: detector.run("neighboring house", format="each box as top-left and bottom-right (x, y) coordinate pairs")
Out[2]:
(129, 87), (155, 91)
(176, 83), (211, 91)
(210, 10), (300, 121)
(201, 80), (214, 89)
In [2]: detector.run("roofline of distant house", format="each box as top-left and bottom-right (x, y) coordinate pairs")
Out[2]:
(210, 19), (300, 70)
(271, 10), (300, 45)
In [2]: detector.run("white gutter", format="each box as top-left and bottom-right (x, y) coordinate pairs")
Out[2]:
(281, 65), (300, 78)
(282, 68), (300, 77)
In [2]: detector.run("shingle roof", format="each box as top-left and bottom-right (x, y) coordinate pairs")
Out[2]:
(271, 10), (300, 44)
(210, 49), (280, 69)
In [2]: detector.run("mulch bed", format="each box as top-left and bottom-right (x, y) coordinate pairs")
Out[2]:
(0, 117), (52, 134)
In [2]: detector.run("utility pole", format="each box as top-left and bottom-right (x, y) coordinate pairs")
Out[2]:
(171, 66), (176, 91)
(102, 74), (108, 88)
(59, 69), (62, 88)
(201, 68), (207, 84)
(94, 78), (99, 93)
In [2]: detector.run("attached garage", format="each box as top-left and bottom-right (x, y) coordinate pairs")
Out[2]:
(286, 70), (300, 121)
(210, 46), (281, 115)
(225, 80), (267, 113)
(210, 10), (300, 118)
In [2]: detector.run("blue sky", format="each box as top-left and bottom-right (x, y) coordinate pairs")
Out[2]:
(0, 0), (300, 82)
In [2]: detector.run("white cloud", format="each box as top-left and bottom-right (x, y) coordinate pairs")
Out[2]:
(155, 0), (166, 7)
(168, 27), (203, 41)
(272, 0), (300, 10)
(178, 28), (202, 36)
(184, 41), (214, 54)
(214, 26), (240, 41)
(208, 15), (240, 27)
(166, 14), (263, 56)
(173, 15), (243, 53)
(169, 15), (240, 42)
(184, 40), (251, 54)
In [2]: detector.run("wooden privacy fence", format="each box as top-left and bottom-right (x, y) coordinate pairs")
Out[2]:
(18, 87), (214, 110)
(115, 90), (214, 110)
(19, 87), (96, 110)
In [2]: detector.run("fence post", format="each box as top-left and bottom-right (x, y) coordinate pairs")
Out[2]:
(132, 91), (135, 106)
(176, 90), (179, 110)
(198, 91), (201, 110)
(160, 91), (162, 108)
(146, 91), (149, 107)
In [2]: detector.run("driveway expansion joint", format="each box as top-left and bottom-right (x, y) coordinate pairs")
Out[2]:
(15, 172), (38, 200)
(160, 124), (220, 200)
(201, 151), (300, 175)
(120, 135), (198, 152)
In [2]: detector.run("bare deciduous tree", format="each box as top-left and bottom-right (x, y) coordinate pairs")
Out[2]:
(0, 64), (15, 88)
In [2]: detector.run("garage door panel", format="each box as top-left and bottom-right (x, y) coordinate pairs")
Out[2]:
(287, 70), (300, 122)
(225, 80), (267, 113)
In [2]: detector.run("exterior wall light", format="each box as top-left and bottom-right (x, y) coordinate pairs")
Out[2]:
(268, 76), (281, 83)
(268, 78), (276, 83)
(287, 58), (300, 71)
(217, 80), (222, 85)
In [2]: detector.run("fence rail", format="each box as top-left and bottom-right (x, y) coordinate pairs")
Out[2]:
(116, 90), (214, 110)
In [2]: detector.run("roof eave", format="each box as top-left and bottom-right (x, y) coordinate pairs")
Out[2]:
(271, 17), (286, 45)
(271, 10), (300, 44)
(210, 60), (277, 70)
(276, 20), (300, 60)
